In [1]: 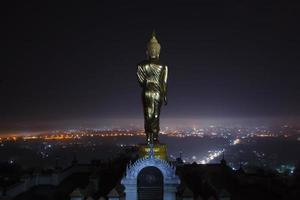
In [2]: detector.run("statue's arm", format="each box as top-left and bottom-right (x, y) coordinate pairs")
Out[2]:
(137, 65), (145, 87)
(163, 65), (168, 105)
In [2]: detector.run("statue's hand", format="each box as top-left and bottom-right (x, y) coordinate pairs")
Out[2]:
(164, 97), (168, 105)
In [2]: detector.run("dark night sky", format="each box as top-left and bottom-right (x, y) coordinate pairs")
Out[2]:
(1, 1), (300, 132)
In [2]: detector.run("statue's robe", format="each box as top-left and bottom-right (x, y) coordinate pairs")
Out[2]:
(137, 60), (168, 144)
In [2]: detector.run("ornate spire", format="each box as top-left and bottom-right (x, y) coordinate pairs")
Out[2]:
(152, 30), (156, 38)
(221, 152), (227, 166)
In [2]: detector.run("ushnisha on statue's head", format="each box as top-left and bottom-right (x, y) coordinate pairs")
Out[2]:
(146, 31), (161, 60)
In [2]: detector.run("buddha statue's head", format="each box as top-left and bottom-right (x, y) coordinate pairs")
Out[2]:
(146, 31), (161, 60)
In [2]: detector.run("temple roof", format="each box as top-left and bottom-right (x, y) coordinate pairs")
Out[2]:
(70, 188), (83, 197)
(107, 188), (120, 197)
(182, 186), (193, 197)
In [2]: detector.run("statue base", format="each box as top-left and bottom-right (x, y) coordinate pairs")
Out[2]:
(138, 143), (168, 160)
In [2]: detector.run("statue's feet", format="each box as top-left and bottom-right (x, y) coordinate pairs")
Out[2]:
(153, 139), (160, 144)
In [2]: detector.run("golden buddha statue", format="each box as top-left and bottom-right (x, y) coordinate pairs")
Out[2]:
(137, 32), (168, 144)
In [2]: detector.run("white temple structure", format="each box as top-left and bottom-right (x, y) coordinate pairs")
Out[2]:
(121, 145), (180, 200)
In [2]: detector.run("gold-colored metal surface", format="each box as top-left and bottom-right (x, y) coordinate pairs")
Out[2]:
(138, 143), (168, 160)
(137, 32), (168, 144)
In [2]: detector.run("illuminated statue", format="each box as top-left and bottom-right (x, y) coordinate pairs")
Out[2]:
(137, 32), (168, 144)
